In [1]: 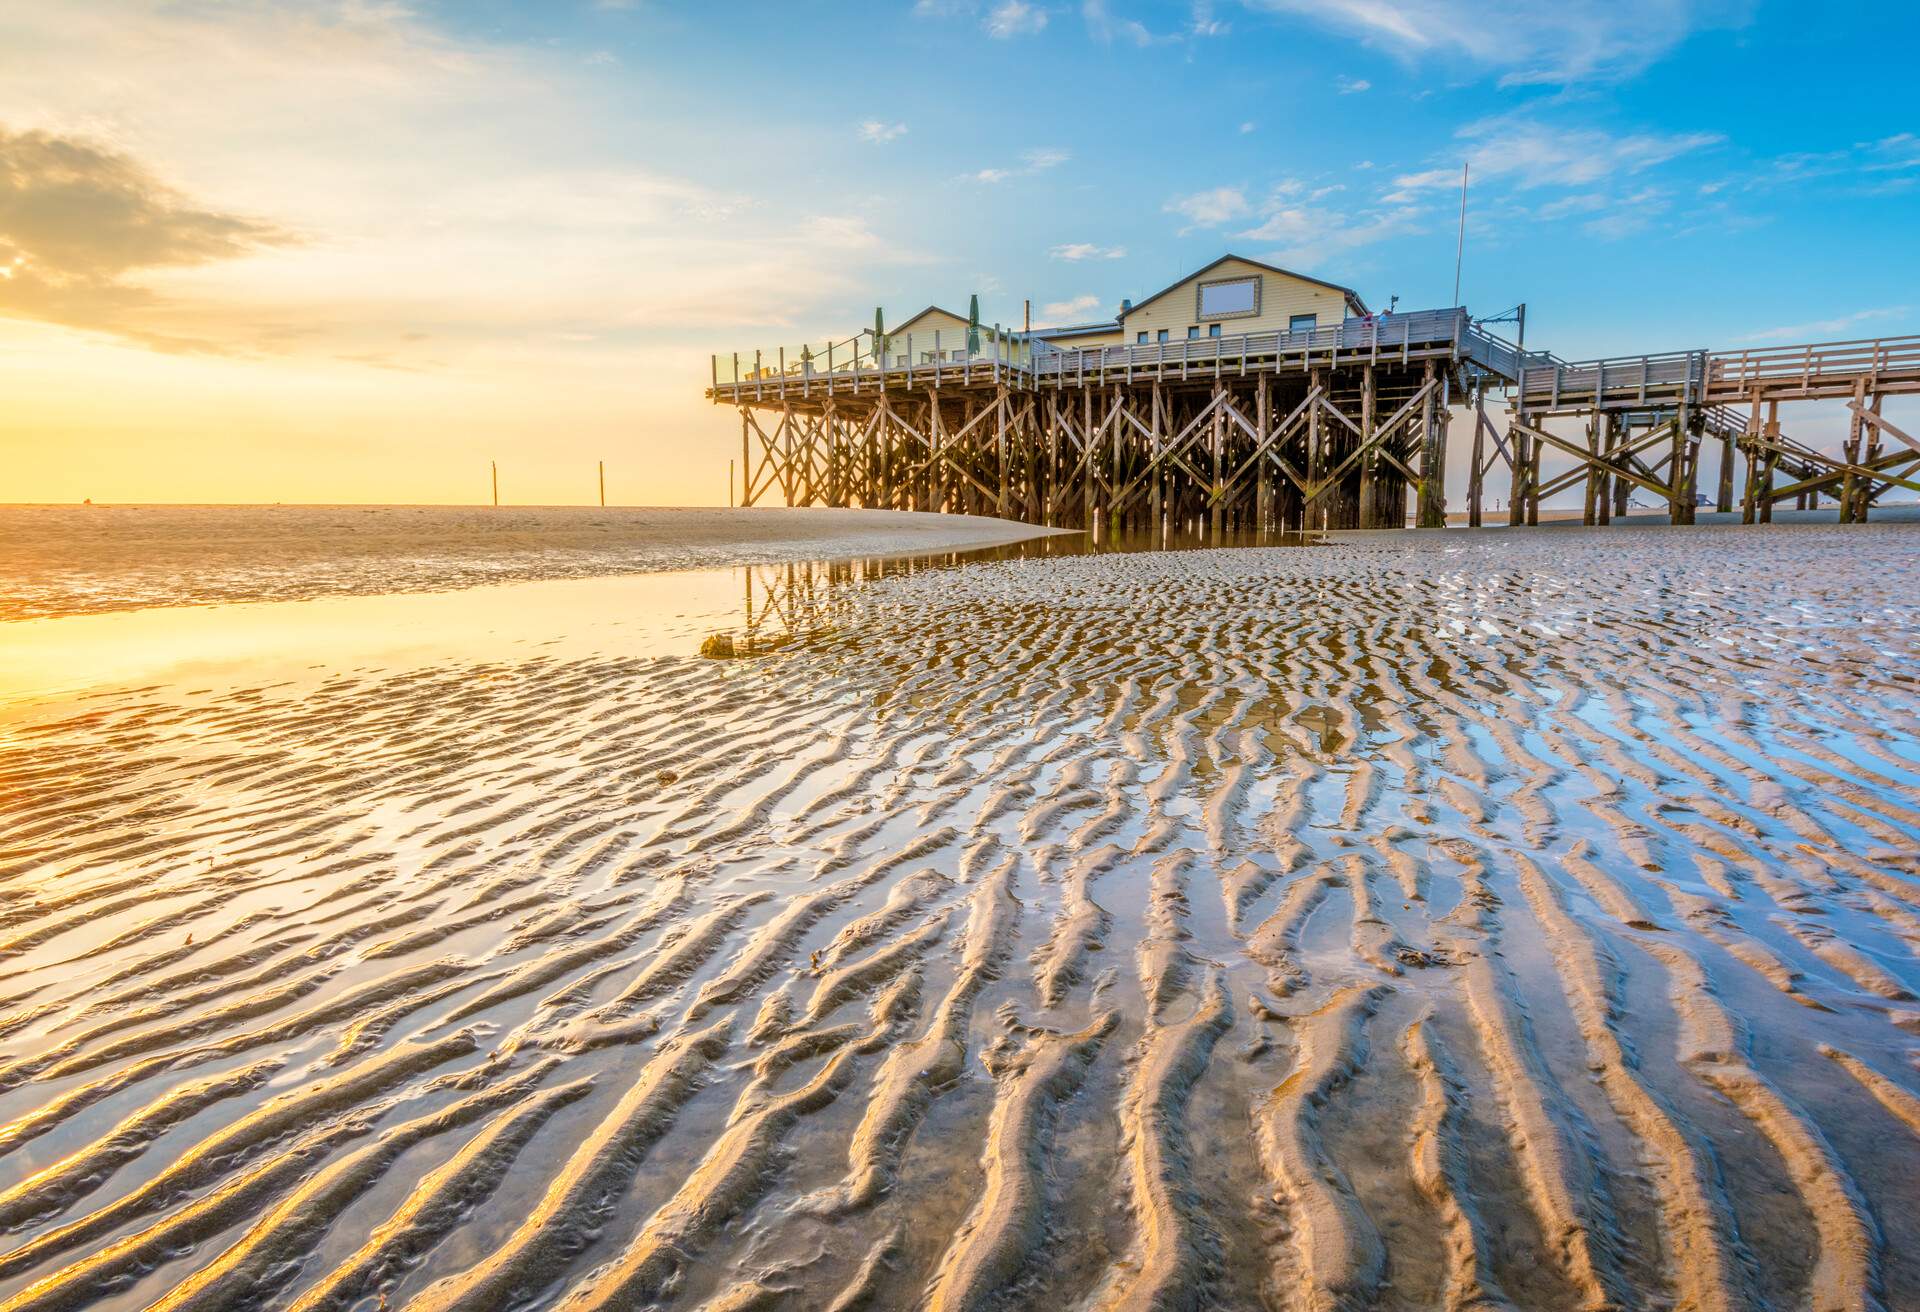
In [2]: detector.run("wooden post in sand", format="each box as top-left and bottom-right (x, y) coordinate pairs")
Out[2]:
(598, 461), (605, 507)
(491, 461), (498, 507)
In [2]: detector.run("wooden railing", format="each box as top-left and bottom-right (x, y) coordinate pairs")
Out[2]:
(1517, 332), (1920, 409)
(1706, 334), (1920, 393)
(709, 307), (1570, 403)
(1030, 308), (1479, 378)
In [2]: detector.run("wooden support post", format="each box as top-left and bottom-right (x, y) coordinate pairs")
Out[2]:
(1739, 394), (1762, 524)
(1715, 428), (1735, 515)
(1307, 369), (1326, 530)
(1760, 401), (1780, 523)
(1841, 378), (1866, 522)
(1415, 362), (1447, 528)
(1860, 391), (1884, 520)
(1583, 408), (1602, 526)
(1358, 364), (1377, 528)
(1256, 375), (1272, 531)
(995, 385), (1010, 517)
(1609, 420), (1629, 519)
(739, 409), (752, 508)
(1507, 412), (1528, 527)
(1210, 383), (1226, 537)
(1150, 384), (1165, 532)
(1526, 428), (1542, 526)
(1083, 388), (1096, 527)
(1467, 384), (1487, 529)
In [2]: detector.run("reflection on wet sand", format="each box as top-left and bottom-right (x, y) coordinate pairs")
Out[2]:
(0, 523), (1917, 1311)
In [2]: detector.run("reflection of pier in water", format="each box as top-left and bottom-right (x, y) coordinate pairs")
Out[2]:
(735, 527), (1327, 653)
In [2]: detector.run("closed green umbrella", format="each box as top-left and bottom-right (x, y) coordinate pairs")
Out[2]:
(873, 308), (886, 367)
(967, 294), (981, 356)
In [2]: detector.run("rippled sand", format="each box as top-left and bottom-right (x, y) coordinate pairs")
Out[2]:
(0, 505), (1063, 620)
(2, 524), (1918, 1311)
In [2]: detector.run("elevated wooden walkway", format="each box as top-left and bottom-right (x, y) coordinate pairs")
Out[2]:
(1503, 333), (1920, 526)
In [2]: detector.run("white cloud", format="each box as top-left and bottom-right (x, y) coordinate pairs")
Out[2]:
(985, 0), (1049, 37)
(1386, 115), (1721, 200)
(1721, 132), (1920, 196)
(1164, 186), (1249, 231)
(1238, 0), (1749, 85)
(1239, 121), (1256, 133)
(968, 146), (1069, 183)
(1082, 0), (1158, 44)
(1190, 1), (1229, 36)
(1039, 293), (1105, 323)
(1234, 201), (1420, 268)
(1336, 75), (1371, 93)
(1050, 242), (1127, 260)
(1737, 306), (1909, 343)
(858, 120), (908, 144)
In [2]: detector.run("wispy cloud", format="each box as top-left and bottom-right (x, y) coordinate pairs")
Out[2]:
(1163, 185), (1250, 232)
(858, 120), (908, 144)
(1238, 0), (1749, 85)
(1335, 74), (1370, 93)
(1234, 197), (1421, 269)
(985, 0), (1048, 37)
(1709, 132), (1920, 197)
(1384, 114), (1721, 201)
(1189, 1), (1229, 36)
(1737, 306), (1909, 343)
(969, 146), (1070, 183)
(1038, 293), (1105, 323)
(1050, 242), (1127, 260)
(1082, 0), (1159, 45)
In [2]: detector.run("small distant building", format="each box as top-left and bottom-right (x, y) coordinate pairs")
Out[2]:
(866, 256), (1372, 359)
(882, 306), (1019, 366)
(1025, 254), (1371, 350)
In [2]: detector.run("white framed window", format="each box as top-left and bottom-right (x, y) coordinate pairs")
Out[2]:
(1196, 276), (1260, 320)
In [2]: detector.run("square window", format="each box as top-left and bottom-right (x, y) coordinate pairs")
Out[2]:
(1137, 331), (1148, 344)
(1187, 326), (1199, 339)
(1197, 276), (1259, 319)
(1208, 324), (1222, 337)
(1156, 329), (1169, 343)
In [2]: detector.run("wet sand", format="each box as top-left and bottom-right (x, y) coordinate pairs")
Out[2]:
(1, 522), (1918, 1311)
(0, 505), (1065, 621)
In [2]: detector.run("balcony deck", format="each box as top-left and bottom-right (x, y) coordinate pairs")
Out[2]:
(706, 308), (1539, 408)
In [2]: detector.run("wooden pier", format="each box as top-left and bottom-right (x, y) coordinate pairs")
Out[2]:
(710, 306), (1920, 531)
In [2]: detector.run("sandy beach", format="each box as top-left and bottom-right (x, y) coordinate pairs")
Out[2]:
(1, 515), (1918, 1311)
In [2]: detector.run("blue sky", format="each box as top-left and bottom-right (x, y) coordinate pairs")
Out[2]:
(2, 0), (1915, 503)
(431, 0), (1920, 355)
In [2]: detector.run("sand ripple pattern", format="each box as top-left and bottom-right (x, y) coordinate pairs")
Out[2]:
(2, 525), (1918, 1310)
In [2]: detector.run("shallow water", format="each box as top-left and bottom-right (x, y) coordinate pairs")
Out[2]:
(1, 523), (1917, 1311)
(0, 504), (1069, 622)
